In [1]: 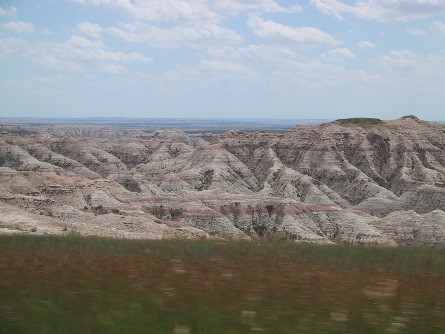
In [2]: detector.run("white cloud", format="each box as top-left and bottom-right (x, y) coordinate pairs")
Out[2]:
(287, 59), (379, 89)
(193, 45), (239, 59)
(372, 49), (445, 93)
(99, 64), (128, 74)
(239, 44), (298, 63)
(42, 36), (151, 63)
(76, 21), (105, 38)
(31, 75), (72, 83)
(199, 60), (250, 72)
(374, 50), (420, 70)
(210, 0), (302, 15)
(70, 0), (302, 24)
(66, 35), (105, 49)
(407, 28), (427, 36)
(2, 21), (35, 34)
(374, 49), (445, 83)
(34, 56), (85, 71)
(309, 0), (351, 20)
(311, 0), (445, 22)
(0, 35), (151, 71)
(70, 0), (221, 23)
(432, 21), (445, 35)
(326, 47), (357, 60)
(31, 75), (72, 84)
(108, 23), (242, 48)
(357, 41), (376, 49)
(247, 16), (341, 48)
(41, 28), (53, 35)
(237, 45), (374, 90)
(0, 37), (28, 55)
(0, 7), (17, 17)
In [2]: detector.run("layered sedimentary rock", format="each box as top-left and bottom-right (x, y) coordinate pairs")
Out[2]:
(1, 116), (444, 245)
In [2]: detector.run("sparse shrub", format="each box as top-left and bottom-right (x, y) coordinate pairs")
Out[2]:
(195, 184), (204, 191)
(40, 209), (54, 217)
(233, 169), (243, 178)
(266, 203), (274, 216)
(196, 169), (214, 191)
(85, 194), (92, 206)
(271, 170), (280, 182)
(229, 202), (241, 221)
(123, 179), (141, 192)
(147, 205), (167, 220)
(93, 205), (108, 215)
(169, 147), (180, 158)
(145, 205), (185, 221)
(169, 207), (186, 221)
(251, 221), (266, 236)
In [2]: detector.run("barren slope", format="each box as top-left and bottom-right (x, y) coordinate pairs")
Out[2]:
(1, 116), (444, 245)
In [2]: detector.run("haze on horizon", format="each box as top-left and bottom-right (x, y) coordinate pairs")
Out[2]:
(1, 0), (444, 121)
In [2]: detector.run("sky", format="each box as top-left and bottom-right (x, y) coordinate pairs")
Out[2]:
(0, 0), (444, 120)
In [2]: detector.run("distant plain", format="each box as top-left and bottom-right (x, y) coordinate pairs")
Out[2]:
(0, 118), (333, 134)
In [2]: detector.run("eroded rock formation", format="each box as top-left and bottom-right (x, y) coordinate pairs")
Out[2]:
(1, 116), (444, 245)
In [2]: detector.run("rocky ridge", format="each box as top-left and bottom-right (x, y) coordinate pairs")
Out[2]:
(1, 116), (444, 245)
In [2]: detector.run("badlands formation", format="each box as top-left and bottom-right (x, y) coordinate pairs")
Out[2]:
(1, 116), (445, 245)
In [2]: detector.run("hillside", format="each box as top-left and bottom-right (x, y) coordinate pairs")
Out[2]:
(1, 116), (445, 245)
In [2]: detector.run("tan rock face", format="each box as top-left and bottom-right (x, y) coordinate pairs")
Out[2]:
(1, 117), (445, 245)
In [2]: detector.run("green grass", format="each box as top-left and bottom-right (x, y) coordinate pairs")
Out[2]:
(1, 235), (445, 333)
(336, 117), (385, 128)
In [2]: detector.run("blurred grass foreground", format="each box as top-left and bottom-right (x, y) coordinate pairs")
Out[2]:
(1, 235), (445, 333)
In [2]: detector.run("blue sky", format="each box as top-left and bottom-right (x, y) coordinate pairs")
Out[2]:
(1, 0), (444, 120)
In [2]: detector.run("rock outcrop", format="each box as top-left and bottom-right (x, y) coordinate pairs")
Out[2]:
(1, 116), (444, 245)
